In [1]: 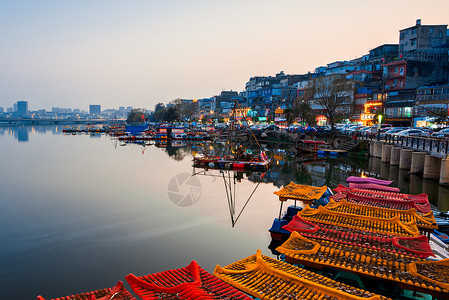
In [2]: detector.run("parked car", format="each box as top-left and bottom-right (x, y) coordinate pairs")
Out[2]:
(393, 129), (431, 137)
(431, 128), (449, 138)
(263, 124), (279, 132)
(379, 127), (407, 138)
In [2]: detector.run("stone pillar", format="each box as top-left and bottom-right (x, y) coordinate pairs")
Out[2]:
(439, 158), (449, 186)
(399, 149), (413, 170)
(410, 152), (426, 174)
(390, 147), (402, 166)
(369, 141), (375, 157)
(373, 141), (383, 158)
(381, 144), (393, 163)
(423, 155), (442, 180)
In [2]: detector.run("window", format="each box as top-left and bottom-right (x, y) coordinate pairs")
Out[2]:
(400, 32), (405, 40)
(399, 67), (404, 75)
(430, 28), (434, 34)
(411, 40), (416, 46)
(394, 67), (398, 73)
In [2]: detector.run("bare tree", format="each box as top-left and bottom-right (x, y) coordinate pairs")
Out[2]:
(170, 98), (197, 121)
(307, 75), (354, 130)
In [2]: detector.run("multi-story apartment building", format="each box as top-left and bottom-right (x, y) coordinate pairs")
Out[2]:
(381, 20), (449, 126)
(399, 19), (447, 55)
(414, 85), (449, 125)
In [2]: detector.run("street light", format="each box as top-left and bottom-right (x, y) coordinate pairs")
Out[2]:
(377, 114), (383, 141)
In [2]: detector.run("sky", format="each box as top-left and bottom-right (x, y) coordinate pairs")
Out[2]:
(0, 0), (448, 111)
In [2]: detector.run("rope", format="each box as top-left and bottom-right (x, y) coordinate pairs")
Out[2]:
(233, 172), (266, 225)
(222, 172), (235, 226)
(235, 100), (263, 151)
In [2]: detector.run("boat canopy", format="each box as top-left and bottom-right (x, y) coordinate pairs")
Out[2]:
(274, 182), (328, 202)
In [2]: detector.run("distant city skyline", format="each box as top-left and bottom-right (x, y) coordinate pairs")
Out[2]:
(0, 0), (448, 111)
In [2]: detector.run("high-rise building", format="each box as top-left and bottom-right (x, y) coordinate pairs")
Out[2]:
(17, 101), (28, 116)
(89, 105), (101, 115)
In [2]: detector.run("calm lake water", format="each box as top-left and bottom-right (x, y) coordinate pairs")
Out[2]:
(0, 125), (448, 299)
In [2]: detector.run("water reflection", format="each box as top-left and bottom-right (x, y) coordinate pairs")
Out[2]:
(2, 126), (449, 299)
(118, 138), (449, 209)
(0, 125), (65, 142)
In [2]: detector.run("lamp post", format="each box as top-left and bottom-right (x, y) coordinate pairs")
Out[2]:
(377, 114), (383, 141)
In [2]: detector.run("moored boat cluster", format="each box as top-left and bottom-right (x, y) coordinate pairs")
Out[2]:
(37, 175), (449, 300)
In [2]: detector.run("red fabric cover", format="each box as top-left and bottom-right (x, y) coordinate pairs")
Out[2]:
(334, 184), (429, 203)
(392, 235), (435, 258)
(348, 183), (400, 192)
(125, 261), (251, 300)
(345, 191), (431, 213)
(346, 176), (393, 186)
(282, 215), (321, 233)
(36, 281), (135, 300)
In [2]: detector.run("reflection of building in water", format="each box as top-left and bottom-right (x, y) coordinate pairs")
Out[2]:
(17, 127), (29, 142)
(3, 125), (65, 142)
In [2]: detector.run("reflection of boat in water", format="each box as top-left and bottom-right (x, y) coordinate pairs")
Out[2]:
(295, 140), (328, 154)
(296, 139), (347, 157)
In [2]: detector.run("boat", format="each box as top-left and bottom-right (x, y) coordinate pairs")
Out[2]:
(193, 100), (271, 172)
(276, 232), (449, 299)
(214, 249), (390, 300)
(125, 261), (251, 300)
(269, 182), (332, 241)
(193, 151), (271, 171)
(37, 281), (135, 300)
(433, 229), (449, 244)
(295, 139), (328, 154)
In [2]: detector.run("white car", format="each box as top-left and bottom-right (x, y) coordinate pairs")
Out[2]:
(393, 129), (431, 137)
(431, 128), (449, 138)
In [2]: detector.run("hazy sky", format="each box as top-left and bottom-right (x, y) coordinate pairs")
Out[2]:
(1, 0), (448, 111)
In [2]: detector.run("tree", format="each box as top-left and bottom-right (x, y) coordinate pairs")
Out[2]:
(151, 103), (166, 121)
(283, 108), (295, 125)
(294, 101), (316, 126)
(170, 98), (197, 121)
(164, 106), (179, 122)
(127, 108), (149, 124)
(307, 75), (354, 130)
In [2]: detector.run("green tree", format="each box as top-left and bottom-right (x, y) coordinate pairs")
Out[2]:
(127, 108), (149, 124)
(151, 103), (166, 121)
(164, 106), (179, 122)
(294, 101), (316, 126)
(283, 108), (295, 125)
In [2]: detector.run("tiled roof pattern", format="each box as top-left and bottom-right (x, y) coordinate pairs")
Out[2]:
(298, 205), (420, 237)
(214, 249), (391, 300)
(274, 182), (328, 201)
(283, 215), (434, 258)
(277, 233), (449, 296)
(36, 281), (135, 300)
(125, 261), (251, 300)
(325, 199), (437, 230)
